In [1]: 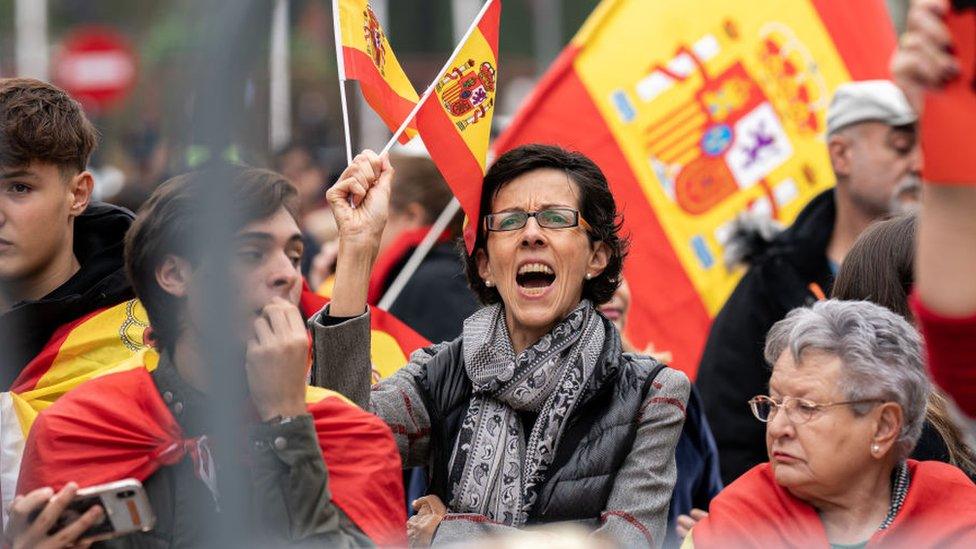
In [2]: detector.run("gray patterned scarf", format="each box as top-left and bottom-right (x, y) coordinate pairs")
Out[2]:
(447, 300), (606, 526)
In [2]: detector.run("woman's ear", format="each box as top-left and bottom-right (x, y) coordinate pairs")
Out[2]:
(156, 255), (194, 298)
(476, 248), (492, 286)
(587, 241), (611, 279)
(872, 402), (904, 458)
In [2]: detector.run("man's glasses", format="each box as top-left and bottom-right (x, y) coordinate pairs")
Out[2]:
(484, 208), (591, 232)
(748, 395), (885, 425)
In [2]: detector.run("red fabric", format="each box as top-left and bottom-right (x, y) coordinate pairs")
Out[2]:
(911, 293), (976, 417)
(343, 46), (417, 145)
(922, 8), (976, 185)
(366, 226), (452, 305)
(810, 0), (897, 80)
(413, 0), (501, 252)
(692, 460), (976, 548)
(18, 366), (407, 545)
(415, 86), (486, 252)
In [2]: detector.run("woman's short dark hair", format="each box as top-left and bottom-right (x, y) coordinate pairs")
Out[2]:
(124, 165), (298, 352)
(831, 214), (916, 320)
(464, 144), (628, 305)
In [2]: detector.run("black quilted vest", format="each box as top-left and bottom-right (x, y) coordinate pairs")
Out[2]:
(411, 331), (665, 525)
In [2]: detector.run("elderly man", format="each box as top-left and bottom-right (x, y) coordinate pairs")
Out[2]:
(697, 80), (923, 483)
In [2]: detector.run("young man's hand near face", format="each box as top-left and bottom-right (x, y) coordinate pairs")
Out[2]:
(245, 297), (309, 421)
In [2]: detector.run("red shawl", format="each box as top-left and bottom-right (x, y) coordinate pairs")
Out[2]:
(691, 461), (976, 548)
(17, 366), (406, 545)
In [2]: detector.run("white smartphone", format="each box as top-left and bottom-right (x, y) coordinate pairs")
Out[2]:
(29, 478), (156, 543)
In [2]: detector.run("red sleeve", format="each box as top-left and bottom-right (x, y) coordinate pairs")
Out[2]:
(910, 293), (976, 417)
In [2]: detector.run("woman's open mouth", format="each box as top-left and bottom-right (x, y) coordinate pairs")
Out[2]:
(515, 262), (556, 297)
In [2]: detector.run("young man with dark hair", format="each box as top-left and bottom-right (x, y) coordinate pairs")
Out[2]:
(0, 78), (141, 524)
(14, 161), (406, 547)
(0, 77), (134, 385)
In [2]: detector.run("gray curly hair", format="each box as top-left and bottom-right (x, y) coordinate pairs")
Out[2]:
(764, 299), (930, 461)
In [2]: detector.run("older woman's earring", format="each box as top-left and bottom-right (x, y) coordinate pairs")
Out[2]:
(585, 273), (593, 280)
(485, 280), (494, 287)
(871, 443), (880, 455)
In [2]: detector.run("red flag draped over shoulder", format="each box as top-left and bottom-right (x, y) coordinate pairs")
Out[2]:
(18, 365), (407, 545)
(689, 461), (976, 548)
(493, 0), (895, 377)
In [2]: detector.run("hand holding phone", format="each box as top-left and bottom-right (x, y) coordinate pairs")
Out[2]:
(4, 483), (103, 549)
(5, 479), (155, 548)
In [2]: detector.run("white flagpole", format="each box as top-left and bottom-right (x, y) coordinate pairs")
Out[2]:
(269, 0), (291, 151)
(377, 0), (495, 157)
(378, 197), (461, 310)
(331, 0), (354, 164)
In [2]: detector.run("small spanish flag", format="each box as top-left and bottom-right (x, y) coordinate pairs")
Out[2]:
(335, 0), (419, 143)
(414, 0), (501, 251)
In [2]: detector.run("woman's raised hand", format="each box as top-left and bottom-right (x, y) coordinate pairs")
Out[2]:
(326, 150), (394, 250)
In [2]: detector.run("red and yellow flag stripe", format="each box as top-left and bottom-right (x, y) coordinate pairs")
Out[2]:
(337, 0), (419, 143)
(414, 0), (501, 250)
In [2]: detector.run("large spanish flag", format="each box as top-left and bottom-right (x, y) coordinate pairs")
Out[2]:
(494, 0), (895, 377)
(335, 0), (419, 143)
(415, 0), (501, 250)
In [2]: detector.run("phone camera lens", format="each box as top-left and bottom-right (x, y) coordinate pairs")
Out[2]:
(117, 490), (135, 499)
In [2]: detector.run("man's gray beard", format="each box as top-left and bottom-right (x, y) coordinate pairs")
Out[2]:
(889, 176), (922, 216)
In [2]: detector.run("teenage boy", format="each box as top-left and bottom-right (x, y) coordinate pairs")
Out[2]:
(15, 163), (405, 547)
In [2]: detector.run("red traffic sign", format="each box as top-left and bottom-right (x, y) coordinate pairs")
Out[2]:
(54, 27), (137, 111)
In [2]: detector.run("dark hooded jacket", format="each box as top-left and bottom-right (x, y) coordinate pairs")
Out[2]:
(0, 202), (134, 389)
(695, 189), (835, 484)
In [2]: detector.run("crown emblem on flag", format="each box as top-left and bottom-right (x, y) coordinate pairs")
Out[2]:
(362, 5), (387, 75)
(436, 58), (496, 131)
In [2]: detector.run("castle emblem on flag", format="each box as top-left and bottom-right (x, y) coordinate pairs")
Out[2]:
(362, 5), (387, 74)
(436, 59), (496, 131)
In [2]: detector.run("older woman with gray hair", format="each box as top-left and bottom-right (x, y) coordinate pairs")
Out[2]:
(687, 299), (976, 548)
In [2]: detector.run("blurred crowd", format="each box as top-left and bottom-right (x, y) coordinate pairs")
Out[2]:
(1, 1), (976, 548)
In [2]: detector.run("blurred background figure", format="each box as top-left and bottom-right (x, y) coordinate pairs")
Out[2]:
(831, 214), (976, 479)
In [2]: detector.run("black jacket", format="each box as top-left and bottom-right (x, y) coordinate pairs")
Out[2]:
(695, 189), (836, 484)
(414, 335), (666, 525)
(386, 242), (479, 344)
(0, 202), (134, 389)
